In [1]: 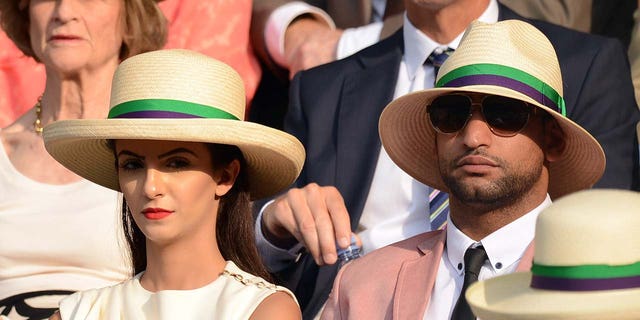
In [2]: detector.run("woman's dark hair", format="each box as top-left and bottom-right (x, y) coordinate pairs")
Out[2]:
(0, 0), (167, 62)
(117, 142), (273, 281)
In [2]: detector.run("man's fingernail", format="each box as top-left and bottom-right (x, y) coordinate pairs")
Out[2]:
(338, 237), (350, 248)
(324, 253), (336, 263)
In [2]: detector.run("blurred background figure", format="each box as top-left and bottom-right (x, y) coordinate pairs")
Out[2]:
(503, 0), (637, 50)
(159, 0), (260, 109)
(249, 0), (404, 129)
(0, 0), (166, 319)
(0, 34), (44, 126)
(629, 0), (640, 108)
(467, 189), (640, 320)
(251, 0), (403, 79)
(0, 0), (260, 128)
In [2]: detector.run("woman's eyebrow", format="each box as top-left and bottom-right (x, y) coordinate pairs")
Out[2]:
(158, 148), (198, 159)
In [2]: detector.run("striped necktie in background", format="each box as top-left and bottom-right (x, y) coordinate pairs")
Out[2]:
(426, 47), (455, 82)
(429, 189), (449, 230)
(426, 47), (454, 230)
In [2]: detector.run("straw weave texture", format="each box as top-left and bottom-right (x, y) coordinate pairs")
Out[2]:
(466, 190), (640, 319)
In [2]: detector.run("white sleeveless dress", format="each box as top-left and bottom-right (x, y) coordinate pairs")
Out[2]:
(0, 131), (129, 320)
(58, 261), (297, 319)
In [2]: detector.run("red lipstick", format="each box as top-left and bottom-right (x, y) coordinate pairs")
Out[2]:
(141, 208), (173, 220)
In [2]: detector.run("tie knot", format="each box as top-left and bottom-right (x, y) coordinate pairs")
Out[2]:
(426, 47), (455, 68)
(463, 246), (487, 275)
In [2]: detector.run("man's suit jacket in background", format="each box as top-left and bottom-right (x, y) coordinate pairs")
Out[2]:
(249, 0), (404, 129)
(250, 0), (405, 72)
(320, 231), (535, 319)
(273, 4), (640, 319)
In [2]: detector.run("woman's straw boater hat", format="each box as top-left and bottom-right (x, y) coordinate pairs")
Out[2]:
(43, 49), (305, 200)
(466, 189), (640, 320)
(378, 20), (605, 199)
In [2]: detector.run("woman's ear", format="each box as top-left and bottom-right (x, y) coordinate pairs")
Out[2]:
(544, 117), (566, 163)
(215, 159), (240, 197)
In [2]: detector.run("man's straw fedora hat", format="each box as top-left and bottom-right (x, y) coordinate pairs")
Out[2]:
(378, 20), (605, 199)
(43, 49), (305, 200)
(466, 189), (640, 320)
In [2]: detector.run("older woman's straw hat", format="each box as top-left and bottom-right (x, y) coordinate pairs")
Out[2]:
(43, 49), (305, 200)
(466, 189), (640, 320)
(378, 20), (605, 199)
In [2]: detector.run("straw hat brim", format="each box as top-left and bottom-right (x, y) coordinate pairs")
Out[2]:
(378, 85), (605, 199)
(466, 272), (640, 320)
(44, 118), (305, 200)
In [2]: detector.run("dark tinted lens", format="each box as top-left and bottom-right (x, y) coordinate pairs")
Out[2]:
(428, 95), (471, 133)
(482, 95), (531, 135)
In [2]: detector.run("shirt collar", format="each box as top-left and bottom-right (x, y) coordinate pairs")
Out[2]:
(402, 0), (499, 81)
(445, 194), (552, 275)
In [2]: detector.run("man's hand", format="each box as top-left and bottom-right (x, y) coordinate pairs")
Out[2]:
(262, 183), (354, 266)
(284, 17), (343, 78)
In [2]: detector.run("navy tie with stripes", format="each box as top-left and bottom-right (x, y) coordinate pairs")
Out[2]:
(425, 47), (454, 230)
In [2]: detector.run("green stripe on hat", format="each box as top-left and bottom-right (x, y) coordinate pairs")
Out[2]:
(532, 261), (640, 279)
(437, 63), (566, 116)
(108, 99), (239, 120)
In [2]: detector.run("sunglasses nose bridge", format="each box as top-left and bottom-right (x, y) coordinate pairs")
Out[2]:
(467, 102), (487, 123)
(463, 103), (495, 136)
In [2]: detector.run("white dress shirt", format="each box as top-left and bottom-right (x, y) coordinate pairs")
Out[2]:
(423, 194), (552, 320)
(256, 0), (499, 269)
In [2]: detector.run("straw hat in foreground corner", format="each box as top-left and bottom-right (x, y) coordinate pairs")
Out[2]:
(466, 189), (640, 320)
(43, 49), (305, 200)
(378, 20), (605, 200)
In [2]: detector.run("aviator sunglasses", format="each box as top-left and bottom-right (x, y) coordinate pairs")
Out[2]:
(427, 94), (538, 137)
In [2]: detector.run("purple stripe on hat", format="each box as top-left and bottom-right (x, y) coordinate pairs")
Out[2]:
(443, 74), (560, 113)
(531, 274), (640, 291)
(111, 111), (202, 119)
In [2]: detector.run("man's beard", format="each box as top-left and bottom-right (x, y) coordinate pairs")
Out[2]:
(440, 151), (543, 210)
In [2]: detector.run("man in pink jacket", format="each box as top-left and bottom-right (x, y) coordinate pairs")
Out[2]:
(321, 19), (607, 320)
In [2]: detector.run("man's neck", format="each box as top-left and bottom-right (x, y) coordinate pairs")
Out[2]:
(405, 0), (490, 44)
(449, 189), (548, 240)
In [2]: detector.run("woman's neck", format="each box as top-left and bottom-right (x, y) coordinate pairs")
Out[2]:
(0, 63), (119, 184)
(141, 233), (227, 292)
(39, 64), (117, 125)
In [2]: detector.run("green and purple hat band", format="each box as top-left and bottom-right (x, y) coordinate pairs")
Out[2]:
(108, 99), (239, 120)
(530, 261), (640, 291)
(436, 63), (566, 117)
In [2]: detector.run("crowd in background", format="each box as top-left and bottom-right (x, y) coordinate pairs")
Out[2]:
(0, 0), (639, 320)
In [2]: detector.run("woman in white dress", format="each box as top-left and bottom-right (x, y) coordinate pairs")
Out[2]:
(0, 0), (166, 319)
(43, 49), (305, 320)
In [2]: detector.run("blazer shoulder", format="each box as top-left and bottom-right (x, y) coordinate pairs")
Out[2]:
(529, 18), (621, 52)
(501, 3), (620, 55)
(328, 231), (444, 312)
(340, 231), (444, 279)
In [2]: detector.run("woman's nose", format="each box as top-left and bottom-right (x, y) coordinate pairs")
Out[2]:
(143, 168), (165, 199)
(52, 0), (79, 24)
